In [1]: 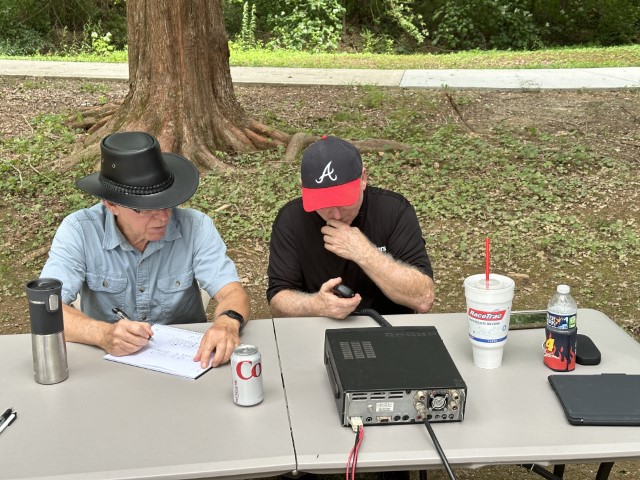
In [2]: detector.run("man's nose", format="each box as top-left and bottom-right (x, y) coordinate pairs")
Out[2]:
(329, 208), (342, 220)
(156, 208), (171, 221)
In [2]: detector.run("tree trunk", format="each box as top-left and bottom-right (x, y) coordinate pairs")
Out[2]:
(72, 0), (288, 171)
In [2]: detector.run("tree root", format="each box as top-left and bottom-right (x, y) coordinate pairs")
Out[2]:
(244, 127), (287, 150)
(284, 133), (319, 162)
(283, 134), (413, 163)
(67, 102), (121, 130)
(61, 105), (412, 172)
(444, 92), (476, 134)
(54, 142), (100, 173)
(249, 120), (291, 144)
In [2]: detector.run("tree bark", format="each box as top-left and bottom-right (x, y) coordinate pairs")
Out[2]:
(66, 0), (288, 171)
(61, 0), (407, 172)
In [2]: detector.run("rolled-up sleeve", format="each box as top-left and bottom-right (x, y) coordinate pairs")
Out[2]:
(187, 210), (240, 298)
(41, 215), (88, 305)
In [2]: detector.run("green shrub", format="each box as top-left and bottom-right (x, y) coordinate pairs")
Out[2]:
(1, 0), (638, 56)
(432, 0), (543, 50)
(266, 0), (345, 52)
(0, 1), (51, 54)
(237, 2), (258, 49)
(592, 0), (640, 45)
(0, 0), (126, 55)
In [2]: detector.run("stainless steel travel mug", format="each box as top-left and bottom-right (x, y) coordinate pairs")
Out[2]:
(26, 278), (69, 384)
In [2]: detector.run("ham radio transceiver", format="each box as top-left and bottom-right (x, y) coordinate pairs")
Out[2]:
(324, 326), (467, 427)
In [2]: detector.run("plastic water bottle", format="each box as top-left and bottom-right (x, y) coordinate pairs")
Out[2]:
(543, 284), (577, 371)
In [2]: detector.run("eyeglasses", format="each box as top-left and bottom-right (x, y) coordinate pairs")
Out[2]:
(130, 208), (169, 217)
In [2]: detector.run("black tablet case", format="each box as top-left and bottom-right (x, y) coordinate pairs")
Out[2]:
(548, 374), (640, 426)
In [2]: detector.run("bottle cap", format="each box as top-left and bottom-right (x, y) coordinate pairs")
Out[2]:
(557, 284), (570, 294)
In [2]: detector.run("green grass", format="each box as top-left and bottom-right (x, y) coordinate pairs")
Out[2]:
(1, 44), (639, 69)
(1, 71), (639, 347)
(0, 50), (129, 63)
(0, 74), (638, 479)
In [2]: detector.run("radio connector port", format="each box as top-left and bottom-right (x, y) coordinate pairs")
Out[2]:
(414, 401), (427, 417)
(348, 416), (363, 432)
(413, 390), (426, 401)
(429, 393), (448, 411)
(377, 416), (391, 423)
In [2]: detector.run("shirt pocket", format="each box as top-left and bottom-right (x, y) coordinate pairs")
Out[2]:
(157, 270), (199, 322)
(86, 272), (128, 319)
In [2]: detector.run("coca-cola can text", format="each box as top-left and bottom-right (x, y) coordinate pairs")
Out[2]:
(231, 344), (263, 406)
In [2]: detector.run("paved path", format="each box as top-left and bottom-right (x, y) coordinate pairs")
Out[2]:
(0, 59), (638, 89)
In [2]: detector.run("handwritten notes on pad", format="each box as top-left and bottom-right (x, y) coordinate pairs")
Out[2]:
(104, 324), (210, 379)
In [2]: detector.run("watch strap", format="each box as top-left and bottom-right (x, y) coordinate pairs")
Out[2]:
(218, 309), (246, 332)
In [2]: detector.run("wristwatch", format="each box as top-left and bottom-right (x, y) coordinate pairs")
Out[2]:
(218, 309), (246, 332)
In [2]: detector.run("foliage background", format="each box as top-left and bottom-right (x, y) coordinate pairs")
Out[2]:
(1, 0), (639, 56)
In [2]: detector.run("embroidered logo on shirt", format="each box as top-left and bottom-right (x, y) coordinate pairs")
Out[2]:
(315, 162), (337, 184)
(377, 246), (387, 252)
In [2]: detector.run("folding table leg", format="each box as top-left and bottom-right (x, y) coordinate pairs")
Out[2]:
(596, 462), (614, 480)
(520, 462), (615, 480)
(519, 463), (562, 480)
(553, 464), (565, 478)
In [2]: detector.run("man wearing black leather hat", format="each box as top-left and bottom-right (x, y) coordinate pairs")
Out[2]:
(41, 131), (249, 368)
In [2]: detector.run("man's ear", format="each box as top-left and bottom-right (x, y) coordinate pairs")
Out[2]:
(361, 167), (368, 190)
(102, 200), (119, 215)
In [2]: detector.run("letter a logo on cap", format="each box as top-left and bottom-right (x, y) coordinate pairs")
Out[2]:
(300, 136), (363, 212)
(315, 162), (337, 184)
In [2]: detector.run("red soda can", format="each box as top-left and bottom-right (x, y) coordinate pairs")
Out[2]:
(231, 344), (263, 406)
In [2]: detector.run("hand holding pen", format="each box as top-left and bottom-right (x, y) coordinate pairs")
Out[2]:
(112, 307), (155, 343)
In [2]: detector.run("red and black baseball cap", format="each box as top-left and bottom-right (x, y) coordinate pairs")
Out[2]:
(301, 136), (363, 212)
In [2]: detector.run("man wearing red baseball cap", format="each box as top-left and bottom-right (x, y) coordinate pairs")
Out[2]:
(267, 135), (435, 320)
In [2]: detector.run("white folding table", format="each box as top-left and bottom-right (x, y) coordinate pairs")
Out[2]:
(274, 309), (640, 476)
(0, 319), (294, 480)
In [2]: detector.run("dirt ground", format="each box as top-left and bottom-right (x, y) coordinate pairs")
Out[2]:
(0, 77), (639, 480)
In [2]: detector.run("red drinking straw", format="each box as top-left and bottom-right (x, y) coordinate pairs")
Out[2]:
(485, 237), (491, 286)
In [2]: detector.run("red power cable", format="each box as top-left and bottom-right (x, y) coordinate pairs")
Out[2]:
(346, 426), (365, 480)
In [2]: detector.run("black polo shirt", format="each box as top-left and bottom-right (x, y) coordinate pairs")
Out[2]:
(267, 186), (433, 315)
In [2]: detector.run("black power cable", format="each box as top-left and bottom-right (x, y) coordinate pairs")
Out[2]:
(414, 402), (457, 480)
(354, 308), (392, 327)
(423, 418), (457, 480)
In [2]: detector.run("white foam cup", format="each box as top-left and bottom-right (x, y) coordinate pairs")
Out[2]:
(464, 273), (515, 369)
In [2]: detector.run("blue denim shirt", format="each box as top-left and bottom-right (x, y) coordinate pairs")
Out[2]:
(41, 203), (240, 325)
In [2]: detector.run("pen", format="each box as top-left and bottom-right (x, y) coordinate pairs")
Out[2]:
(0, 408), (12, 427)
(111, 308), (155, 343)
(0, 411), (16, 435)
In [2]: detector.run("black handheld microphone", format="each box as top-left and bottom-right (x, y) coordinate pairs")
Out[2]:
(332, 283), (355, 298)
(332, 283), (392, 328)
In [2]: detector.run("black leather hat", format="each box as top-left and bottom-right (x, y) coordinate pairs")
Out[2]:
(76, 132), (199, 210)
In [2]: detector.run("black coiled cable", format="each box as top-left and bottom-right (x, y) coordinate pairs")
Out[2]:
(354, 308), (392, 327)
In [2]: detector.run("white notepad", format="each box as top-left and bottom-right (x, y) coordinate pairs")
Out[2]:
(104, 324), (211, 379)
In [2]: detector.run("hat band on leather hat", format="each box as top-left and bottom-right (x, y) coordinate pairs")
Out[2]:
(75, 131), (199, 210)
(98, 172), (174, 195)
